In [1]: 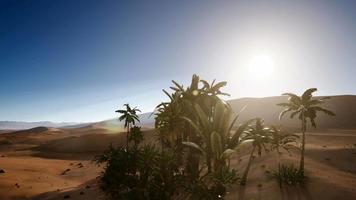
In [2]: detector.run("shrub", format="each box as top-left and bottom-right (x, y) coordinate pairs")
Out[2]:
(95, 143), (240, 199)
(129, 126), (144, 147)
(95, 144), (184, 199)
(183, 167), (239, 199)
(272, 164), (305, 187)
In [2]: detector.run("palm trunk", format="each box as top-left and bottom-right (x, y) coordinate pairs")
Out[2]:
(299, 116), (306, 174)
(185, 124), (200, 178)
(241, 145), (256, 185)
(161, 138), (164, 153)
(277, 150), (281, 164)
(206, 150), (212, 173)
(126, 124), (130, 148)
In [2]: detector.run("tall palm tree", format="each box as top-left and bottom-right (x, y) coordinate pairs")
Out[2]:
(154, 91), (185, 149)
(240, 118), (272, 185)
(277, 88), (335, 174)
(182, 100), (251, 174)
(116, 104), (141, 148)
(154, 74), (230, 176)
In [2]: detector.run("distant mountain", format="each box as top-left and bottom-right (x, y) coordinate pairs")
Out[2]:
(100, 95), (356, 130)
(2, 95), (355, 131)
(0, 121), (80, 130)
(229, 95), (356, 130)
(94, 112), (155, 130)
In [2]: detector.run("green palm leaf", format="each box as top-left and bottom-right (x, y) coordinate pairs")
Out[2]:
(313, 106), (336, 116)
(211, 131), (222, 159)
(301, 88), (317, 102)
(182, 142), (205, 155)
(279, 108), (292, 120)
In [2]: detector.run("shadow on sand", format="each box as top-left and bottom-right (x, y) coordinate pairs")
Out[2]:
(237, 184), (313, 200)
(32, 179), (106, 200)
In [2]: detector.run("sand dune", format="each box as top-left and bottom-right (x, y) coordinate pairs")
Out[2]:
(0, 126), (157, 200)
(229, 95), (356, 129)
(1, 95), (356, 199)
(1, 125), (356, 199)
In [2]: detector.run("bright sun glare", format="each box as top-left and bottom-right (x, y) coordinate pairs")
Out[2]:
(248, 55), (275, 79)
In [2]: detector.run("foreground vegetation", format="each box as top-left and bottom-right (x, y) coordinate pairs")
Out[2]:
(95, 75), (334, 199)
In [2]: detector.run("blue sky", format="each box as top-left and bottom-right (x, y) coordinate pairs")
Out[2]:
(1, 0), (356, 122)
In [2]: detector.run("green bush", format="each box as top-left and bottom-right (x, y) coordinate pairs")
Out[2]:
(95, 144), (183, 199)
(129, 126), (144, 147)
(183, 166), (239, 199)
(272, 164), (305, 187)
(95, 143), (239, 199)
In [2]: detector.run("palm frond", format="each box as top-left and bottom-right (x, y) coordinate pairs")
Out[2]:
(290, 110), (300, 119)
(301, 88), (317, 102)
(181, 116), (205, 140)
(220, 149), (236, 159)
(307, 99), (324, 106)
(200, 79), (210, 89)
(172, 80), (184, 91)
(279, 108), (292, 120)
(228, 119), (253, 148)
(162, 89), (173, 101)
(115, 109), (126, 113)
(211, 81), (227, 92)
(211, 131), (223, 159)
(313, 106), (336, 116)
(277, 103), (293, 107)
(182, 142), (205, 155)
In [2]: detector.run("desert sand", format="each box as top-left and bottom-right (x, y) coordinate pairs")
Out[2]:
(1, 126), (356, 200)
(1, 96), (356, 199)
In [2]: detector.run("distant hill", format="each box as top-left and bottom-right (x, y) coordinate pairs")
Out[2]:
(98, 95), (356, 130)
(95, 112), (154, 130)
(11, 126), (50, 134)
(0, 121), (80, 130)
(229, 95), (356, 130)
(1, 95), (355, 131)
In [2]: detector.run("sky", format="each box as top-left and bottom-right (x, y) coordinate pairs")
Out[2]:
(0, 0), (356, 122)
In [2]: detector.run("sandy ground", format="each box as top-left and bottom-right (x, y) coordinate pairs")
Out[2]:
(0, 128), (356, 200)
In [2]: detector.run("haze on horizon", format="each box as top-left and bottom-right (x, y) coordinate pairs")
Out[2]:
(1, 0), (356, 122)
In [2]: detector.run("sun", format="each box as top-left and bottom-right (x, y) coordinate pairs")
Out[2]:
(248, 54), (275, 78)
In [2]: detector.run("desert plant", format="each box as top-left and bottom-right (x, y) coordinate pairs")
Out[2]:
(154, 74), (231, 177)
(154, 91), (186, 150)
(155, 75), (230, 146)
(116, 104), (141, 148)
(269, 126), (299, 155)
(183, 166), (239, 200)
(272, 164), (305, 187)
(182, 100), (251, 174)
(182, 100), (252, 197)
(277, 88), (335, 174)
(153, 75), (249, 198)
(129, 126), (144, 148)
(240, 118), (272, 185)
(95, 143), (184, 199)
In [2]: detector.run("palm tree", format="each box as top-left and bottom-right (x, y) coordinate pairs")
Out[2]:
(270, 125), (299, 155)
(277, 88), (335, 174)
(129, 126), (144, 148)
(182, 100), (251, 173)
(116, 104), (141, 148)
(240, 118), (272, 185)
(154, 91), (185, 150)
(154, 74), (230, 176)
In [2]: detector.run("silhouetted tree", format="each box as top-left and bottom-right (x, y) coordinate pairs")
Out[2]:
(240, 118), (272, 185)
(277, 88), (335, 174)
(129, 126), (144, 148)
(182, 100), (251, 174)
(116, 104), (141, 148)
